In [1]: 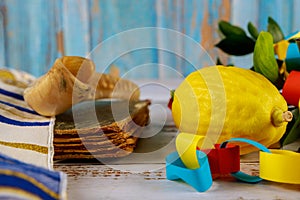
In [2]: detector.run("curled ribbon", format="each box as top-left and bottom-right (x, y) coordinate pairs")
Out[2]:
(176, 132), (240, 175)
(165, 150), (212, 192)
(260, 149), (300, 184)
(282, 70), (300, 106)
(284, 31), (300, 72)
(175, 133), (211, 169)
(167, 133), (300, 192)
(286, 42), (300, 72)
(220, 138), (271, 183)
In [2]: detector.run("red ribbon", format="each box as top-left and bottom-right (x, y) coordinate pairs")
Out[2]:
(200, 144), (240, 175)
(282, 70), (300, 106)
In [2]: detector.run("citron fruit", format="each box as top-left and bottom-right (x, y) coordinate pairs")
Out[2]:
(172, 65), (292, 154)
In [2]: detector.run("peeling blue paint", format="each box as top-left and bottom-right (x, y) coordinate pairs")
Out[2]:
(0, 0), (299, 79)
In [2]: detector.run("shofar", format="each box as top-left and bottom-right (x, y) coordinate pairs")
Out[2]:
(23, 56), (140, 116)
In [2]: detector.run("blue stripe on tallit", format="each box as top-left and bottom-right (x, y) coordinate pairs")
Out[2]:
(0, 88), (24, 101)
(0, 100), (38, 115)
(0, 153), (64, 200)
(0, 115), (50, 126)
(0, 153), (61, 186)
(0, 174), (56, 200)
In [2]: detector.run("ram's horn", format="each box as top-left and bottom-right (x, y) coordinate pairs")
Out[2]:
(24, 56), (95, 116)
(24, 56), (141, 117)
(87, 72), (140, 101)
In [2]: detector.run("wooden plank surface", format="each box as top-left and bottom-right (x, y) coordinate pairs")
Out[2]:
(54, 162), (300, 200)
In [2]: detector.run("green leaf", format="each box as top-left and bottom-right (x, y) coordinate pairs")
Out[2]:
(281, 108), (300, 146)
(218, 21), (247, 37)
(253, 31), (279, 83)
(215, 34), (255, 56)
(267, 17), (285, 43)
(247, 22), (259, 40)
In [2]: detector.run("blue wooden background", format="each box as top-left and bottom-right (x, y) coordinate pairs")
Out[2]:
(0, 0), (299, 79)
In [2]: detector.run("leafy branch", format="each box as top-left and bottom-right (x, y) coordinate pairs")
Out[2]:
(215, 17), (300, 146)
(216, 17), (288, 89)
(216, 17), (285, 56)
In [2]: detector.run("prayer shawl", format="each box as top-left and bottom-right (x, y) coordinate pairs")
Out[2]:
(0, 69), (54, 169)
(0, 153), (67, 200)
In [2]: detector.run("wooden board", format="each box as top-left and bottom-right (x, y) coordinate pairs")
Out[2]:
(54, 163), (300, 200)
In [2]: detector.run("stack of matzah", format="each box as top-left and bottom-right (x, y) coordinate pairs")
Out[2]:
(53, 99), (150, 160)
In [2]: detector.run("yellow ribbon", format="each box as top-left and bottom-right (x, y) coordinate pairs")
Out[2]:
(260, 149), (300, 184)
(175, 132), (214, 169)
(260, 100), (300, 184)
(274, 31), (300, 60)
(175, 133), (205, 169)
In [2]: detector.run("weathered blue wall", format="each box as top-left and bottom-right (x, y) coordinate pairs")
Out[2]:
(0, 0), (299, 78)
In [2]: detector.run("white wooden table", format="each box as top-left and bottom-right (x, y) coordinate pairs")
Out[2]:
(55, 164), (300, 200)
(54, 123), (300, 200)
